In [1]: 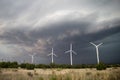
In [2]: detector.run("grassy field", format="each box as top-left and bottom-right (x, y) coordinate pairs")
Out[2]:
(0, 67), (120, 80)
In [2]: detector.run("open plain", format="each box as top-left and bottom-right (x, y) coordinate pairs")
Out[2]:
(0, 67), (120, 80)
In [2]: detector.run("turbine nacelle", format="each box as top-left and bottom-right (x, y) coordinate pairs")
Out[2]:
(65, 50), (77, 55)
(47, 53), (57, 57)
(47, 48), (57, 57)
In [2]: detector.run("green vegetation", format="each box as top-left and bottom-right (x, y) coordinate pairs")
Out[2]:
(27, 72), (33, 77)
(0, 61), (120, 70)
(39, 77), (44, 80)
(96, 62), (107, 70)
(0, 61), (120, 80)
(0, 62), (18, 68)
(50, 75), (57, 80)
(26, 63), (35, 70)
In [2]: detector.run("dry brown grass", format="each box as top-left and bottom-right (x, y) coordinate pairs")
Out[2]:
(0, 67), (120, 80)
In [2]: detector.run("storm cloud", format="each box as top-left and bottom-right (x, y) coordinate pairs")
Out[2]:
(0, 0), (120, 64)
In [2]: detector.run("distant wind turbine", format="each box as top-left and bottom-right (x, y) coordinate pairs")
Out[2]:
(65, 43), (77, 65)
(90, 42), (103, 64)
(0, 58), (3, 62)
(29, 53), (36, 64)
(48, 48), (57, 63)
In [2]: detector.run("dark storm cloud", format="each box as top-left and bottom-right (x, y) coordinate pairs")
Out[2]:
(0, 15), (120, 52)
(0, 0), (120, 64)
(0, 11), (97, 45)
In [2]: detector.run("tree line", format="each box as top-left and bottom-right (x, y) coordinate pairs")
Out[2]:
(0, 61), (120, 70)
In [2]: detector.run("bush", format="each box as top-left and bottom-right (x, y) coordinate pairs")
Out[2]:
(27, 72), (33, 77)
(96, 62), (106, 70)
(26, 64), (35, 70)
(0, 62), (9, 68)
(39, 77), (44, 80)
(35, 64), (50, 68)
(65, 75), (72, 80)
(20, 63), (27, 68)
(50, 63), (57, 68)
(0, 62), (18, 68)
(50, 75), (57, 80)
(10, 62), (18, 68)
(20, 63), (35, 70)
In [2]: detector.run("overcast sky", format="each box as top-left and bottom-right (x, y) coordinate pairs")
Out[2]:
(0, 0), (120, 64)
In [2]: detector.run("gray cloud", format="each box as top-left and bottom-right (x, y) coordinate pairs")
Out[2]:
(0, 0), (120, 64)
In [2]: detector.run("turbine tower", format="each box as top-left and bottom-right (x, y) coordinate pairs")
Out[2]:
(65, 43), (77, 65)
(48, 48), (57, 63)
(29, 53), (36, 64)
(90, 42), (103, 64)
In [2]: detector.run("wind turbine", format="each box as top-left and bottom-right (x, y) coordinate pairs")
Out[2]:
(48, 48), (57, 63)
(0, 58), (3, 62)
(90, 42), (103, 64)
(65, 43), (77, 65)
(29, 53), (36, 64)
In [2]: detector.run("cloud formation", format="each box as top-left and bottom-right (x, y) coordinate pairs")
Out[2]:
(0, 0), (120, 64)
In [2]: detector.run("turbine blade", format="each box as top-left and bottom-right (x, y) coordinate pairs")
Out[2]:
(90, 42), (96, 47)
(72, 50), (77, 55)
(65, 50), (70, 53)
(97, 43), (103, 47)
(53, 54), (57, 57)
(47, 53), (52, 56)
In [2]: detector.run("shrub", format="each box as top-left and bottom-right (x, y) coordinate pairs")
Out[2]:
(0, 62), (18, 68)
(26, 64), (35, 70)
(65, 75), (72, 80)
(27, 72), (33, 77)
(0, 69), (2, 74)
(96, 62), (106, 70)
(86, 72), (92, 76)
(0, 62), (9, 68)
(50, 75), (57, 80)
(39, 77), (44, 80)
(20, 63), (27, 68)
(10, 62), (18, 68)
(50, 63), (57, 68)
(12, 69), (18, 72)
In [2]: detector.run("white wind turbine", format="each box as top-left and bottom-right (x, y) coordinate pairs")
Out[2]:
(90, 42), (103, 64)
(65, 43), (77, 65)
(48, 48), (57, 63)
(29, 53), (36, 64)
